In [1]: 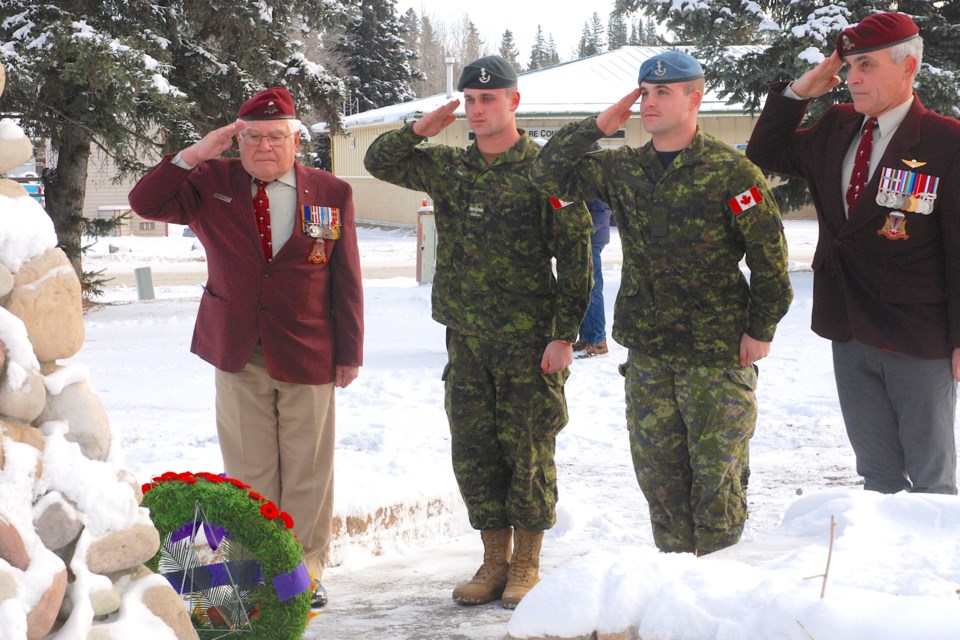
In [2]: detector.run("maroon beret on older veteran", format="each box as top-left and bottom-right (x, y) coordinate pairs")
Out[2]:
(237, 87), (296, 120)
(835, 12), (920, 58)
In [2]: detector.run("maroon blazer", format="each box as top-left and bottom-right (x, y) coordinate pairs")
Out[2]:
(129, 155), (363, 384)
(747, 83), (960, 360)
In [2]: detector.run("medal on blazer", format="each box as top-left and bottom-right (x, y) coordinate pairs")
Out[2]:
(302, 205), (341, 239)
(307, 239), (328, 265)
(875, 163), (939, 215)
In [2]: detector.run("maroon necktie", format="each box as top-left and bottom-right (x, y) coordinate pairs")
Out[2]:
(845, 117), (877, 211)
(253, 179), (273, 261)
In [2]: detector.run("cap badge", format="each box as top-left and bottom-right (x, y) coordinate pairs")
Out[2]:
(654, 60), (666, 77)
(264, 101), (279, 115)
(479, 67), (491, 84)
(842, 35), (855, 51)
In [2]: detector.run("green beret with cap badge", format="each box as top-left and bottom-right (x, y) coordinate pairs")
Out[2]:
(637, 51), (705, 85)
(457, 55), (518, 91)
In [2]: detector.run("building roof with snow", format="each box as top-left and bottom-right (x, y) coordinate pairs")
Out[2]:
(315, 46), (759, 133)
(320, 46), (767, 226)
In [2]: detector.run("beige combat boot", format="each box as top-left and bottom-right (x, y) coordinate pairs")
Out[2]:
(452, 528), (513, 605)
(500, 528), (543, 609)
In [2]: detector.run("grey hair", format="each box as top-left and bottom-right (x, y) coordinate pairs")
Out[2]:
(889, 36), (924, 70)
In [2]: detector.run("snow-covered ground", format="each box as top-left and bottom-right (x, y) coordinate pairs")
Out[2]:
(61, 221), (960, 639)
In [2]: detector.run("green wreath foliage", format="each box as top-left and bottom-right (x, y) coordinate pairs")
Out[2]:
(141, 472), (311, 639)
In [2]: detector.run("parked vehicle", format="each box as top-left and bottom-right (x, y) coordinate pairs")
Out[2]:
(23, 182), (44, 207)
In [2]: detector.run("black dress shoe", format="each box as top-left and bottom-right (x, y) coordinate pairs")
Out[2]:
(311, 582), (328, 609)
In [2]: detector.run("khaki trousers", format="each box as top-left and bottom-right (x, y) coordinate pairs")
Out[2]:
(215, 347), (335, 581)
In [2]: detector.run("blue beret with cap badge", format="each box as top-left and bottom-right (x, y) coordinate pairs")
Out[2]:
(637, 51), (705, 85)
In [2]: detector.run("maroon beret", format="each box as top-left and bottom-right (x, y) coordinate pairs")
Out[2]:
(836, 12), (920, 58)
(237, 87), (296, 120)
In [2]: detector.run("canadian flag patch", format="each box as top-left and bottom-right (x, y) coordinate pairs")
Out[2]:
(728, 186), (763, 214)
(549, 196), (574, 209)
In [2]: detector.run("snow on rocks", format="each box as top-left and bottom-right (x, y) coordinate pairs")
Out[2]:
(0, 61), (197, 640)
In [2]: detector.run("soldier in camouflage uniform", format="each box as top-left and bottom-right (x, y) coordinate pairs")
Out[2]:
(364, 56), (592, 607)
(534, 51), (793, 555)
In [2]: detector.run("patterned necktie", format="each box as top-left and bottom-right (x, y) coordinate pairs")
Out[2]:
(253, 179), (273, 261)
(845, 117), (878, 211)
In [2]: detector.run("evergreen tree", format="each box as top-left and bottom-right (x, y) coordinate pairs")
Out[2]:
(400, 8), (421, 59)
(334, 0), (424, 113)
(629, 18), (643, 46)
(529, 25), (549, 71)
(616, 0), (960, 211)
(577, 27), (597, 58)
(413, 14), (448, 96)
(460, 19), (485, 68)
(642, 17), (662, 45)
(0, 0), (350, 290)
(546, 35), (561, 66)
(499, 30), (523, 73)
(608, 11), (629, 51)
(577, 12), (606, 58)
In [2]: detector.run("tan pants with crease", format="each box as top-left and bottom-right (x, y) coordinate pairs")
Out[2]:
(215, 346), (335, 581)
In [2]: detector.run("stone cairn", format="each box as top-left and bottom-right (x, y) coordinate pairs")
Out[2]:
(0, 62), (198, 640)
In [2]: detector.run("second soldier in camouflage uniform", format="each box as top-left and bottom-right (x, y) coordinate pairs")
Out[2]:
(534, 51), (793, 555)
(364, 56), (592, 606)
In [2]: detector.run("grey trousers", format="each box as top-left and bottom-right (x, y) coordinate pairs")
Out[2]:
(832, 338), (957, 494)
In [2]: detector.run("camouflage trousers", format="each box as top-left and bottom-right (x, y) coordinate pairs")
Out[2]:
(623, 350), (757, 554)
(443, 329), (569, 531)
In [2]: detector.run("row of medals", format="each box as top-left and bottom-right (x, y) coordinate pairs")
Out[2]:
(876, 189), (935, 215)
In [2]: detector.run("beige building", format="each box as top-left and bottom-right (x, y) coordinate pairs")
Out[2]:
(85, 150), (170, 237)
(317, 46), (804, 227)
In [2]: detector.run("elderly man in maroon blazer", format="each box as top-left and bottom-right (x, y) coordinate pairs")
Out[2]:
(747, 12), (960, 495)
(129, 87), (364, 607)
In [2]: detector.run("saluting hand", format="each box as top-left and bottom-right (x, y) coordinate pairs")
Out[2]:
(596, 88), (642, 137)
(413, 100), (460, 138)
(180, 120), (246, 167)
(790, 51), (844, 99)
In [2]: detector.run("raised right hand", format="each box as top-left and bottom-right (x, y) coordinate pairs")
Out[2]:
(790, 51), (844, 99)
(596, 88), (642, 136)
(180, 120), (246, 166)
(412, 100), (460, 138)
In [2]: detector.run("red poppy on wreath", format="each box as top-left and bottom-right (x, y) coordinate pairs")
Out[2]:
(260, 502), (280, 519)
(228, 477), (252, 490)
(249, 491), (266, 502)
(279, 511), (294, 529)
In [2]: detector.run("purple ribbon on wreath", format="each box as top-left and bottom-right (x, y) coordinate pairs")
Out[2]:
(170, 521), (229, 550)
(272, 561), (311, 602)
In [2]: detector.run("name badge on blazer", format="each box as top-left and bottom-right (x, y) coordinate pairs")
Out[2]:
(213, 193), (233, 203)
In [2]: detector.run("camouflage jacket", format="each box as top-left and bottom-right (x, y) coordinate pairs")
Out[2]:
(535, 117), (793, 368)
(365, 124), (592, 342)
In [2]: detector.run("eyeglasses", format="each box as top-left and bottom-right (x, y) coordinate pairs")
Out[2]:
(240, 131), (296, 147)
